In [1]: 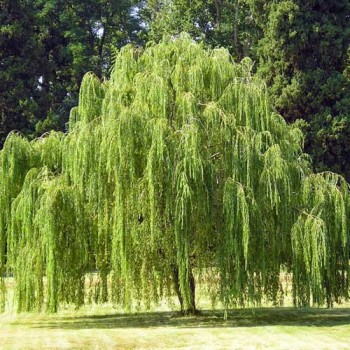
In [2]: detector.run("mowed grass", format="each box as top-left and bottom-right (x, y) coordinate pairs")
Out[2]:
(1, 305), (350, 350)
(1, 278), (350, 349)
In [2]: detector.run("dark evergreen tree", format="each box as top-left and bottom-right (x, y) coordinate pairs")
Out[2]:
(0, 0), (46, 144)
(34, 0), (144, 135)
(0, 0), (144, 142)
(256, 0), (350, 180)
(142, 0), (258, 60)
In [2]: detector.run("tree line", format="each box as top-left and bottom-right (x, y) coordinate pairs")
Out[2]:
(0, 0), (142, 139)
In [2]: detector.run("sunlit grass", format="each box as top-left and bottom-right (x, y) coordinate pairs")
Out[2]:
(1, 305), (350, 349)
(1, 276), (350, 350)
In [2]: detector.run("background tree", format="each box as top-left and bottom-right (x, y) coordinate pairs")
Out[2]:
(256, 0), (350, 180)
(0, 0), (46, 143)
(142, 0), (258, 60)
(35, 0), (144, 135)
(0, 0), (143, 143)
(2, 0), (350, 186)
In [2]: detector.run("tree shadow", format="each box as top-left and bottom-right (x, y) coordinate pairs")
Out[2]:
(31, 307), (350, 330)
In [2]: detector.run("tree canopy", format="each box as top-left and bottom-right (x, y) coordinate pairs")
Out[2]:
(0, 0), (46, 142)
(256, 0), (350, 180)
(142, 0), (257, 61)
(142, 0), (350, 182)
(1, 0), (350, 185)
(0, 35), (349, 314)
(0, 0), (143, 145)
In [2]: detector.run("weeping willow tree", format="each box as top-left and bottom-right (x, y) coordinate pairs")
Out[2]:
(0, 34), (349, 314)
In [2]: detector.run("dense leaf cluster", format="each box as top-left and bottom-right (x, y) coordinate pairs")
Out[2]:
(0, 37), (349, 313)
(257, 0), (350, 180)
(0, 0), (143, 145)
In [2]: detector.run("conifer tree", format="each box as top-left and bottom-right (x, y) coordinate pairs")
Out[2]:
(256, 0), (350, 180)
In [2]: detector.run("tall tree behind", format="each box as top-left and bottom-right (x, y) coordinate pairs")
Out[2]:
(35, 0), (144, 134)
(0, 0), (143, 143)
(142, 0), (258, 61)
(0, 0), (46, 143)
(256, 0), (350, 180)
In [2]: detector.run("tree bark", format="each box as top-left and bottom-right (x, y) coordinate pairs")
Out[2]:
(233, 1), (240, 59)
(214, 0), (223, 28)
(172, 265), (197, 315)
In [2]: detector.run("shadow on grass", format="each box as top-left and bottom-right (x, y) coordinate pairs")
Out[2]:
(31, 307), (350, 330)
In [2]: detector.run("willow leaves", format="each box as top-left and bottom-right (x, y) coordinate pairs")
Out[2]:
(0, 34), (349, 313)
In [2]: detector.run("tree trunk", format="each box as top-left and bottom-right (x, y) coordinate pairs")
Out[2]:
(233, 1), (240, 59)
(187, 268), (196, 314)
(214, 0), (223, 28)
(172, 265), (197, 315)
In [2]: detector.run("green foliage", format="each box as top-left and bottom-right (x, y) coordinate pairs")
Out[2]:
(0, 0), (46, 144)
(142, 0), (258, 60)
(0, 0), (143, 146)
(143, 0), (350, 183)
(256, 0), (350, 181)
(292, 172), (350, 306)
(0, 36), (349, 314)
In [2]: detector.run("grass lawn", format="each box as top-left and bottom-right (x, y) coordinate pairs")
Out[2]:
(1, 303), (350, 349)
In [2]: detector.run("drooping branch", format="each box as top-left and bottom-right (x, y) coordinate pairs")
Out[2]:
(0, 34), (349, 313)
